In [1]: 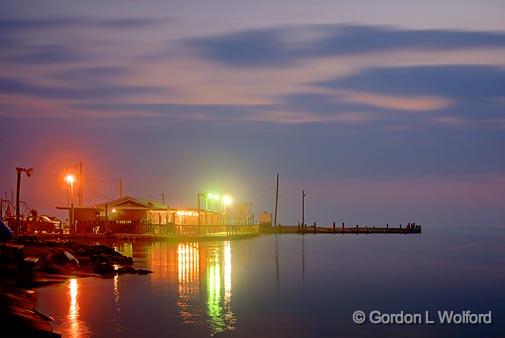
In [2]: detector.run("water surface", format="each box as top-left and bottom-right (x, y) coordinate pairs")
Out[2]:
(37, 226), (505, 337)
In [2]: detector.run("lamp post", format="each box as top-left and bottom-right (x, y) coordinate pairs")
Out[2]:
(65, 174), (76, 234)
(197, 192), (204, 228)
(15, 167), (33, 237)
(222, 195), (233, 225)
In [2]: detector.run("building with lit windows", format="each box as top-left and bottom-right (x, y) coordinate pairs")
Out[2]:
(72, 196), (227, 233)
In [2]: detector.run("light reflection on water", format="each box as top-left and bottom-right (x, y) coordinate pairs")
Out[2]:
(112, 274), (122, 335)
(67, 278), (90, 338)
(36, 229), (505, 338)
(140, 240), (236, 335)
(177, 243), (201, 324)
(176, 241), (236, 334)
(205, 241), (236, 335)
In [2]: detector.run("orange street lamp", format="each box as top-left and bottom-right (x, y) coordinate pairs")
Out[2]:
(64, 174), (77, 234)
(65, 174), (76, 185)
(64, 174), (76, 204)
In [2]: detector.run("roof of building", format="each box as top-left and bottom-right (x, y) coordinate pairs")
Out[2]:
(91, 196), (169, 210)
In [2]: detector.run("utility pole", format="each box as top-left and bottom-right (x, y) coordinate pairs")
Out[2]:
(273, 173), (279, 228)
(15, 167), (32, 237)
(197, 192), (201, 227)
(302, 190), (306, 228)
(119, 178), (123, 198)
(162, 193), (165, 205)
(15, 172), (20, 236)
(197, 192), (207, 231)
(79, 161), (83, 206)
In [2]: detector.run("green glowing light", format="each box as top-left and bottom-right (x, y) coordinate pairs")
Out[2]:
(207, 193), (221, 201)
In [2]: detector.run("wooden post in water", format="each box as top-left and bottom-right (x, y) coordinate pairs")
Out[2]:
(313, 222), (316, 234)
(342, 222), (344, 233)
(332, 222), (336, 233)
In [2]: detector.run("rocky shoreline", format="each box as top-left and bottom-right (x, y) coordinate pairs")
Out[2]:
(0, 237), (152, 337)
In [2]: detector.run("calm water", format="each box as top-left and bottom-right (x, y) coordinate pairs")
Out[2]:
(37, 226), (505, 338)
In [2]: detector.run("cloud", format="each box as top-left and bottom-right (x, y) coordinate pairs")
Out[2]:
(186, 24), (505, 67)
(72, 99), (373, 125)
(280, 91), (445, 114)
(0, 15), (171, 66)
(315, 64), (505, 126)
(72, 101), (373, 124)
(0, 16), (166, 32)
(316, 65), (505, 98)
(187, 29), (298, 67)
(433, 116), (505, 128)
(56, 74), (503, 126)
(95, 18), (165, 29)
(53, 66), (132, 82)
(0, 16), (168, 59)
(270, 91), (444, 126)
(1, 44), (88, 64)
(71, 102), (270, 121)
(334, 91), (452, 112)
(247, 110), (373, 124)
(0, 77), (166, 100)
(71, 98), (376, 125)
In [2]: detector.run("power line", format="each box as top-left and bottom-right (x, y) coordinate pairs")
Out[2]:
(88, 188), (112, 201)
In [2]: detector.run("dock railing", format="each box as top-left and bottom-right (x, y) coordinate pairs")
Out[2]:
(146, 224), (260, 237)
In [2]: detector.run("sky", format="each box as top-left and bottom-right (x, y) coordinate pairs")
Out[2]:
(1, 0), (505, 227)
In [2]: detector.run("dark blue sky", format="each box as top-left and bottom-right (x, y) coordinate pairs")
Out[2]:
(1, 0), (504, 226)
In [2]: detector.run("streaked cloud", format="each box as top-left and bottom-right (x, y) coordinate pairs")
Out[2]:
(0, 77), (166, 100)
(316, 65), (505, 98)
(314, 64), (505, 126)
(0, 16), (166, 31)
(187, 24), (505, 67)
(1, 44), (89, 64)
(72, 102), (270, 120)
(247, 110), (373, 124)
(334, 90), (452, 112)
(52, 66), (132, 82)
(433, 116), (505, 128)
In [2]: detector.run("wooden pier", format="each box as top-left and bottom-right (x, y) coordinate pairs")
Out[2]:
(263, 223), (421, 234)
(31, 224), (261, 242)
(25, 223), (420, 242)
